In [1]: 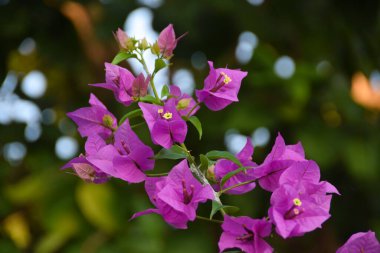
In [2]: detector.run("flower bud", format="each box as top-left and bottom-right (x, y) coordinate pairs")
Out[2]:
(125, 37), (135, 51)
(139, 38), (149, 50)
(151, 41), (160, 56)
(206, 164), (216, 183)
(115, 28), (129, 50)
(132, 73), (150, 98)
(102, 114), (115, 129)
(176, 98), (192, 110)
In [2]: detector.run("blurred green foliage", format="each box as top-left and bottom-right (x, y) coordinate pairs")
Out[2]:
(1, 0), (380, 252)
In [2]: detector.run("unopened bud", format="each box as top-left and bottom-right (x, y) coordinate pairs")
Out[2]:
(176, 98), (192, 110)
(139, 38), (149, 50)
(206, 164), (216, 183)
(102, 114), (114, 128)
(115, 28), (128, 50)
(151, 41), (160, 55)
(125, 37), (135, 51)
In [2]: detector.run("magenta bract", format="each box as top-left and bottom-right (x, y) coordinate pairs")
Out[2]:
(91, 63), (137, 106)
(169, 85), (199, 117)
(214, 138), (256, 194)
(131, 160), (214, 229)
(62, 155), (110, 184)
(336, 231), (380, 253)
(139, 99), (187, 149)
(195, 61), (247, 111)
(158, 24), (177, 58)
(86, 120), (154, 183)
(268, 161), (339, 239)
(254, 133), (307, 192)
(67, 94), (117, 139)
(115, 28), (129, 49)
(218, 215), (273, 253)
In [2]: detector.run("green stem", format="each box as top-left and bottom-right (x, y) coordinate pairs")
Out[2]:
(146, 172), (169, 177)
(196, 215), (223, 224)
(218, 179), (256, 195)
(179, 143), (196, 165)
(185, 101), (201, 118)
(130, 121), (146, 129)
(180, 142), (226, 216)
(139, 52), (160, 102)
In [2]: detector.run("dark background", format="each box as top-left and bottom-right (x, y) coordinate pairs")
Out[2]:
(1, 0), (380, 252)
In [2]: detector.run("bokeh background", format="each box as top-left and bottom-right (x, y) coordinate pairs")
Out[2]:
(1, 0), (380, 252)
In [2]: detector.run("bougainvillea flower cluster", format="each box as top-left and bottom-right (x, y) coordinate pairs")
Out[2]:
(62, 23), (375, 253)
(131, 160), (214, 229)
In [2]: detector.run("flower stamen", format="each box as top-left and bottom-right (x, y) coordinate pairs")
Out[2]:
(163, 112), (172, 120)
(220, 71), (232, 84)
(293, 198), (302, 207)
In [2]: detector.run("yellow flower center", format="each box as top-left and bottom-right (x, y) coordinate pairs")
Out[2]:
(102, 115), (114, 128)
(293, 198), (302, 206)
(221, 71), (232, 84)
(162, 112), (172, 120)
(157, 109), (164, 114)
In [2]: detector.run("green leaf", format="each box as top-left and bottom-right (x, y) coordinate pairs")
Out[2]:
(210, 201), (240, 219)
(154, 58), (167, 73)
(210, 201), (223, 219)
(220, 167), (246, 186)
(139, 94), (161, 104)
(205, 150), (242, 167)
(199, 154), (209, 172)
(111, 52), (136, 65)
(188, 116), (202, 140)
(118, 109), (142, 125)
(223, 205), (240, 215)
(161, 85), (170, 98)
(155, 145), (187, 160)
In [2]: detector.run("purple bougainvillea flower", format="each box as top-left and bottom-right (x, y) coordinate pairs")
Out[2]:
(90, 63), (139, 106)
(62, 155), (110, 184)
(214, 138), (257, 195)
(61, 134), (112, 183)
(87, 120), (154, 183)
(114, 28), (129, 50)
(169, 85), (199, 117)
(254, 133), (307, 192)
(132, 73), (150, 98)
(336, 231), (380, 253)
(157, 24), (186, 58)
(268, 162), (339, 239)
(195, 61), (247, 111)
(218, 215), (273, 253)
(131, 160), (214, 229)
(139, 99), (187, 148)
(279, 160), (340, 196)
(67, 94), (117, 138)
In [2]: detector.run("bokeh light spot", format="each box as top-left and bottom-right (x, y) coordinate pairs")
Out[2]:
(252, 127), (270, 147)
(235, 31), (258, 64)
(225, 129), (248, 154)
(3, 142), (27, 165)
(274, 56), (295, 79)
(137, 0), (163, 8)
(24, 123), (42, 142)
(18, 38), (36, 56)
(21, 71), (47, 99)
(247, 0), (264, 6)
(172, 69), (195, 95)
(55, 136), (78, 160)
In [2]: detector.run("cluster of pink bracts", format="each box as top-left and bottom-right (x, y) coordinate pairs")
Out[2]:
(63, 24), (380, 253)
